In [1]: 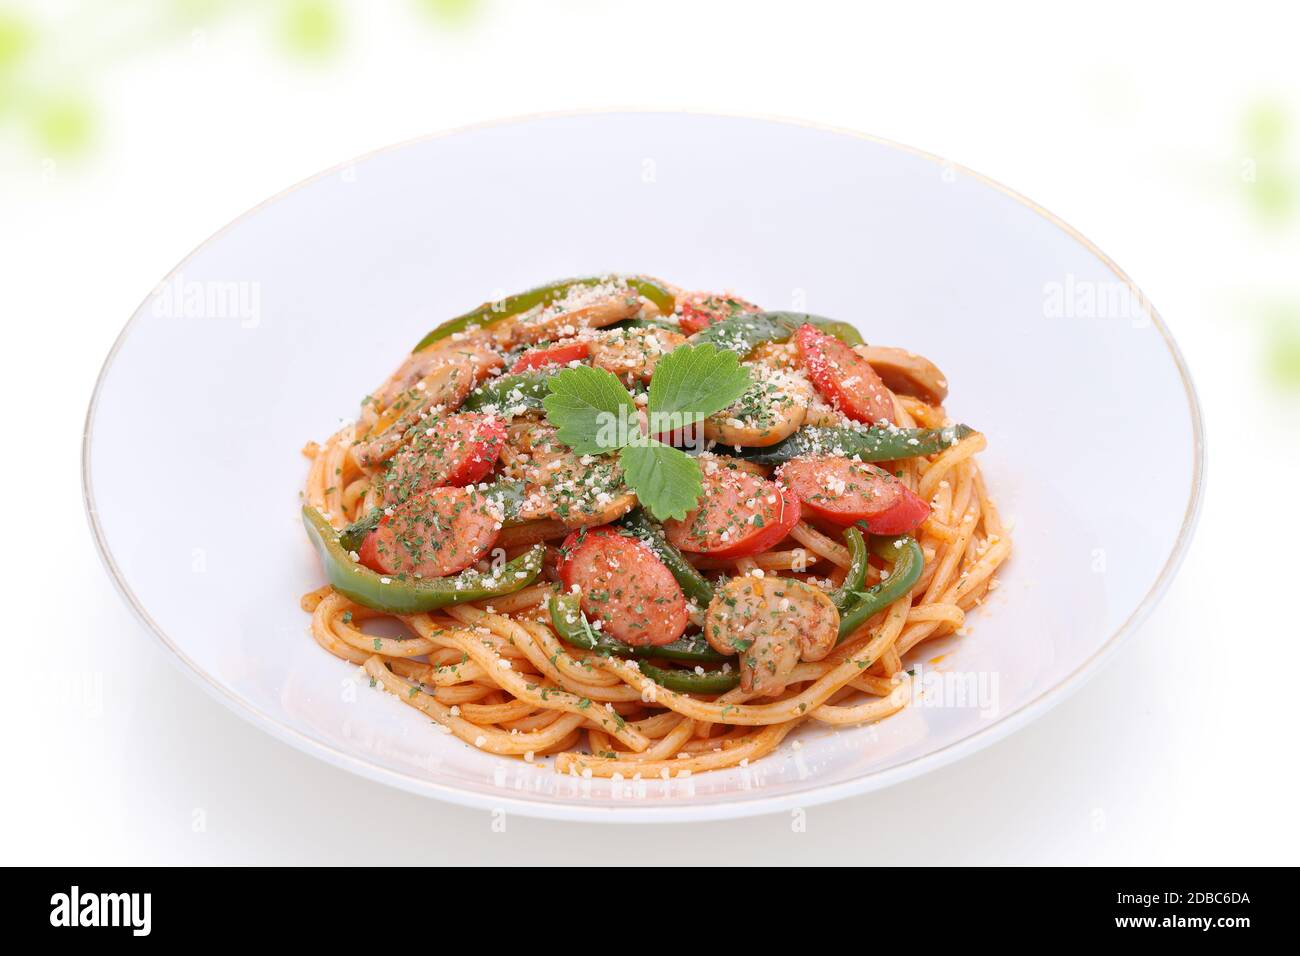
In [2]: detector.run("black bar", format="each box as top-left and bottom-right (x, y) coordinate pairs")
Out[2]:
(10, 867), (1278, 938)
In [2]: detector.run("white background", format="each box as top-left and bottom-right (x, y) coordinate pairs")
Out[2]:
(3, 0), (1297, 864)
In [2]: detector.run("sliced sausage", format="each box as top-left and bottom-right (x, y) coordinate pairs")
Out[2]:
(662, 463), (800, 558)
(676, 291), (761, 335)
(558, 527), (688, 646)
(704, 576), (839, 696)
(359, 486), (502, 578)
(776, 455), (929, 533)
(793, 324), (894, 425)
(704, 364), (812, 447)
(380, 413), (507, 506)
(509, 341), (591, 373)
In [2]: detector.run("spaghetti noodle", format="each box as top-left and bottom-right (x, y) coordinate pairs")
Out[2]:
(300, 276), (1010, 777)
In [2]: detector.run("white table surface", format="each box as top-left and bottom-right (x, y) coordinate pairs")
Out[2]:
(2, 0), (1295, 865)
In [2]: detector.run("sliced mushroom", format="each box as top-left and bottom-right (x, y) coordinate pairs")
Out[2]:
(371, 337), (499, 410)
(354, 346), (501, 466)
(588, 327), (687, 385)
(803, 393), (846, 428)
(704, 576), (839, 696)
(499, 423), (637, 527)
(693, 452), (769, 479)
(749, 340), (800, 373)
(853, 345), (949, 405)
(704, 364), (812, 448)
(508, 281), (643, 346)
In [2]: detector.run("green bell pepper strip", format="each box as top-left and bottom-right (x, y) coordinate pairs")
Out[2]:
(835, 534), (924, 642)
(736, 424), (975, 466)
(461, 371), (552, 414)
(548, 593), (730, 664)
(608, 317), (682, 333)
(480, 479), (527, 525)
(338, 506), (384, 553)
(689, 311), (864, 354)
(635, 659), (740, 694)
(827, 527), (869, 612)
(618, 509), (715, 607)
(778, 313), (865, 345)
(793, 316), (865, 346)
(303, 506), (544, 614)
(412, 276), (677, 352)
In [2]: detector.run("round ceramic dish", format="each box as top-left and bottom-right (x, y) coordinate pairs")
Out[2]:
(84, 112), (1204, 821)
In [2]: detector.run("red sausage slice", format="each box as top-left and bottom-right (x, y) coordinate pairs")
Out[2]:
(676, 292), (761, 335)
(793, 324), (895, 424)
(359, 486), (502, 578)
(776, 456), (929, 533)
(509, 341), (591, 373)
(558, 527), (688, 646)
(381, 413), (507, 505)
(662, 464), (800, 558)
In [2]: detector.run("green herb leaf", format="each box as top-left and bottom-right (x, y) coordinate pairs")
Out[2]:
(618, 438), (703, 521)
(542, 343), (746, 520)
(542, 366), (638, 455)
(647, 343), (751, 428)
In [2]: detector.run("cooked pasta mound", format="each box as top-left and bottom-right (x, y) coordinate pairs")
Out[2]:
(301, 275), (1010, 777)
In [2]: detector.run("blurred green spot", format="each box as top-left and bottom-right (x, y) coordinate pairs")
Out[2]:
(1249, 171), (1293, 221)
(1238, 98), (1297, 225)
(1243, 101), (1288, 153)
(0, 13), (32, 71)
(33, 95), (93, 155)
(419, 0), (483, 25)
(280, 0), (341, 57)
(1266, 313), (1300, 388)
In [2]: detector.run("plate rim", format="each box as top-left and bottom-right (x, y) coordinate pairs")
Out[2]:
(81, 109), (1207, 823)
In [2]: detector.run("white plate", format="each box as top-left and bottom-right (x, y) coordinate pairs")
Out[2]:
(84, 112), (1204, 822)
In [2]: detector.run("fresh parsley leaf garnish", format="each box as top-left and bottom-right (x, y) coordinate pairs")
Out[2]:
(647, 344), (751, 431)
(542, 366), (638, 455)
(542, 342), (751, 520)
(618, 437), (703, 521)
